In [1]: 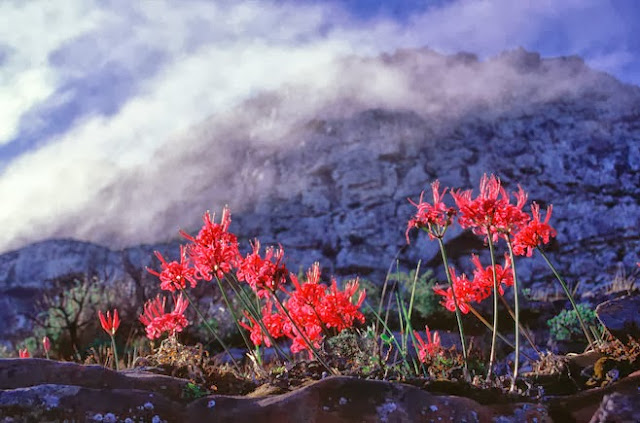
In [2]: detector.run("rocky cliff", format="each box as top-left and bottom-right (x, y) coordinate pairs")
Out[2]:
(1, 48), (639, 346)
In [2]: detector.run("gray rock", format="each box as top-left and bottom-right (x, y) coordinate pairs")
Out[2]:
(596, 294), (640, 341)
(589, 392), (640, 423)
(0, 359), (553, 423)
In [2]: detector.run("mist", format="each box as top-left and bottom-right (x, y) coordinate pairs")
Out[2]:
(1, 0), (638, 253)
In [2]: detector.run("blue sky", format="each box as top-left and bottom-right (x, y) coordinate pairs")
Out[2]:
(0, 0), (638, 252)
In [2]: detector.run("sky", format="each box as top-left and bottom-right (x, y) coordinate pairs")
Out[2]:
(0, 0), (639, 253)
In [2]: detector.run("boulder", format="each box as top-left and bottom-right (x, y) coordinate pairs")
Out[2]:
(595, 294), (640, 341)
(589, 391), (640, 423)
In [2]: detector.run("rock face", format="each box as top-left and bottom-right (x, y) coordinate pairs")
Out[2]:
(1, 48), (640, 346)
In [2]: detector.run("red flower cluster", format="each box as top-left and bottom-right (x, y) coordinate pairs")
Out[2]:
(512, 203), (557, 256)
(19, 348), (30, 358)
(98, 309), (120, 336)
(147, 246), (197, 292)
(145, 208), (367, 352)
(433, 254), (513, 313)
(414, 326), (441, 363)
(241, 262), (366, 358)
(241, 298), (290, 348)
(138, 294), (190, 340)
(407, 175), (559, 316)
(180, 207), (240, 281)
(469, 254), (513, 299)
(451, 174), (529, 243)
(406, 180), (456, 242)
(433, 266), (475, 314)
(237, 240), (287, 297)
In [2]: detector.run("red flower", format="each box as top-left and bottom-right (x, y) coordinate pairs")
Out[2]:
(139, 294), (190, 340)
(494, 185), (529, 235)
(18, 348), (30, 358)
(284, 264), (366, 357)
(317, 278), (366, 332)
(286, 267), (328, 309)
(406, 180), (456, 242)
(512, 202), (556, 257)
(147, 245), (197, 292)
(98, 309), (120, 336)
(469, 254), (513, 301)
(42, 336), (51, 353)
(181, 207), (240, 281)
(452, 174), (528, 243)
(237, 240), (288, 296)
(284, 272), (328, 352)
(433, 267), (474, 314)
(241, 262), (367, 358)
(414, 326), (441, 363)
(289, 324), (323, 358)
(240, 298), (289, 348)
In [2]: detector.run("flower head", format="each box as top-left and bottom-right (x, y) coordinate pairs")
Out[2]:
(512, 202), (556, 257)
(452, 174), (528, 243)
(470, 254), (513, 300)
(147, 245), (197, 292)
(98, 309), (120, 336)
(414, 326), (441, 363)
(19, 348), (30, 358)
(317, 278), (366, 332)
(433, 267), (474, 314)
(139, 294), (190, 340)
(240, 298), (289, 348)
(406, 180), (456, 242)
(237, 240), (288, 296)
(181, 207), (240, 281)
(273, 263), (366, 358)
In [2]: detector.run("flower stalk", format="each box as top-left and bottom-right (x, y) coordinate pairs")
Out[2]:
(537, 248), (595, 349)
(437, 237), (469, 380)
(269, 291), (336, 375)
(180, 289), (242, 371)
(506, 238), (520, 392)
(485, 235), (499, 381)
(98, 309), (120, 371)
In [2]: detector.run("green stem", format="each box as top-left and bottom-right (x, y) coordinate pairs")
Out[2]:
(110, 335), (119, 371)
(486, 234), (499, 382)
(437, 237), (469, 380)
(398, 294), (424, 376)
(180, 288), (242, 372)
(506, 238), (520, 392)
(498, 295), (542, 358)
(213, 276), (254, 353)
(467, 305), (535, 362)
(222, 275), (291, 361)
(364, 302), (413, 373)
(537, 248), (595, 348)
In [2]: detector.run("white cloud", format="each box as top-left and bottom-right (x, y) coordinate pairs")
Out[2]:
(0, 1), (104, 144)
(0, 0), (637, 252)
